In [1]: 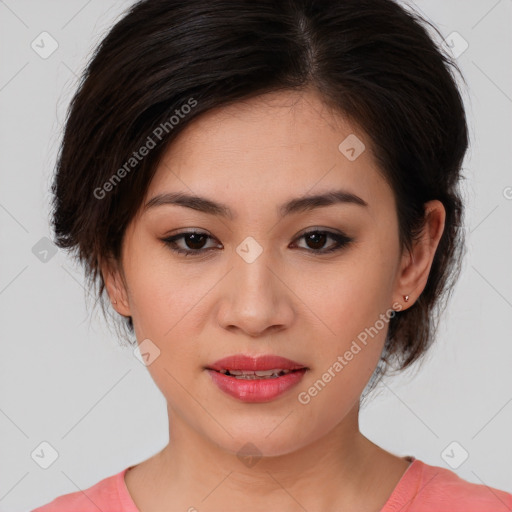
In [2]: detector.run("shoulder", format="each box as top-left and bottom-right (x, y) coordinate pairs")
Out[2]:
(403, 459), (512, 512)
(31, 467), (135, 512)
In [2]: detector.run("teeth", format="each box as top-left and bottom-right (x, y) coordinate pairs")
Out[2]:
(235, 374), (278, 380)
(218, 369), (292, 378)
(255, 369), (290, 377)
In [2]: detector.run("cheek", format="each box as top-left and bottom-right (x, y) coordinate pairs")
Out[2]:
(299, 257), (394, 346)
(124, 258), (216, 398)
(292, 245), (395, 400)
(124, 243), (211, 338)
(294, 284), (388, 429)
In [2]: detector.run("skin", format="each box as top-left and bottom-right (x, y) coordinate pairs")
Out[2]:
(102, 88), (445, 512)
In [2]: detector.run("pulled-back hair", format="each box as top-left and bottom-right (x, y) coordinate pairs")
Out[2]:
(51, 0), (469, 394)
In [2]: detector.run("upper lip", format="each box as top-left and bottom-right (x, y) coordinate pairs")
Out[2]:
(206, 354), (308, 372)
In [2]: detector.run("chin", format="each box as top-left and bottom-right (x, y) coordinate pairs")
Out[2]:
(204, 419), (314, 459)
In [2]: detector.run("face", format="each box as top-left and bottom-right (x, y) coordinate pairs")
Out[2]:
(105, 89), (440, 458)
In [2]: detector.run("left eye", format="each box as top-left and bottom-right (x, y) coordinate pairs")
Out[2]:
(292, 230), (353, 253)
(161, 229), (353, 257)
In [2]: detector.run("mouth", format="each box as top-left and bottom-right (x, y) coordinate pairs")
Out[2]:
(214, 368), (304, 379)
(204, 354), (309, 402)
(205, 353), (308, 374)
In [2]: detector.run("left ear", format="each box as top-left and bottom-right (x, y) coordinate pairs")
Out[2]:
(393, 200), (446, 310)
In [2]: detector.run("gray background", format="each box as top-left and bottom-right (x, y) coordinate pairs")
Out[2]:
(0, 1), (511, 510)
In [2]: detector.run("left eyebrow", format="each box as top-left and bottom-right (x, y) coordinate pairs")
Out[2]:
(279, 190), (368, 217)
(143, 189), (368, 220)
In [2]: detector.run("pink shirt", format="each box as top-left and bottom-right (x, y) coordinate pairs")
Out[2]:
(32, 457), (512, 511)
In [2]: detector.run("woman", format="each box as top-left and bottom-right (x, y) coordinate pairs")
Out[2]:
(33, 0), (512, 510)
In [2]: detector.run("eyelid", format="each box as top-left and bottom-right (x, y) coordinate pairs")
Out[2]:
(161, 227), (353, 257)
(293, 226), (345, 238)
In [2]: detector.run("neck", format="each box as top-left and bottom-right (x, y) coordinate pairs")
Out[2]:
(126, 400), (408, 511)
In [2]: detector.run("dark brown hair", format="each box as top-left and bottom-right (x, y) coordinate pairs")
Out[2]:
(50, 0), (469, 395)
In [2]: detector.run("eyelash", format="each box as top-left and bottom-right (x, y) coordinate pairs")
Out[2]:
(160, 229), (353, 257)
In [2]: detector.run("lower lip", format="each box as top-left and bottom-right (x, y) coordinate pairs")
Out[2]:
(206, 369), (307, 403)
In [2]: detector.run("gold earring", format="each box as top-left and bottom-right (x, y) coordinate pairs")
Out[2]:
(403, 295), (409, 302)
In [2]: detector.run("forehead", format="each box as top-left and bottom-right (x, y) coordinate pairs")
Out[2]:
(145, 89), (391, 217)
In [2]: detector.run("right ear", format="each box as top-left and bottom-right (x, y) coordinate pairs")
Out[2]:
(99, 255), (131, 317)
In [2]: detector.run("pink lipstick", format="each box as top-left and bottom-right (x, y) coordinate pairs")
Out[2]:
(205, 354), (308, 403)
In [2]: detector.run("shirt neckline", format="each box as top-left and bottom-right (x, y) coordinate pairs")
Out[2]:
(116, 455), (420, 511)
(379, 456), (422, 511)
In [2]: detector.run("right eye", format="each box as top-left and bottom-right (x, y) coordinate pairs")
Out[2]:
(161, 231), (222, 256)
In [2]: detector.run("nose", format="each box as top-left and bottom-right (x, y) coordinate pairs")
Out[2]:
(216, 246), (295, 338)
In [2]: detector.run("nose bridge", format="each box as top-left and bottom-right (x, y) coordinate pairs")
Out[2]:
(216, 235), (293, 335)
(233, 235), (279, 306)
